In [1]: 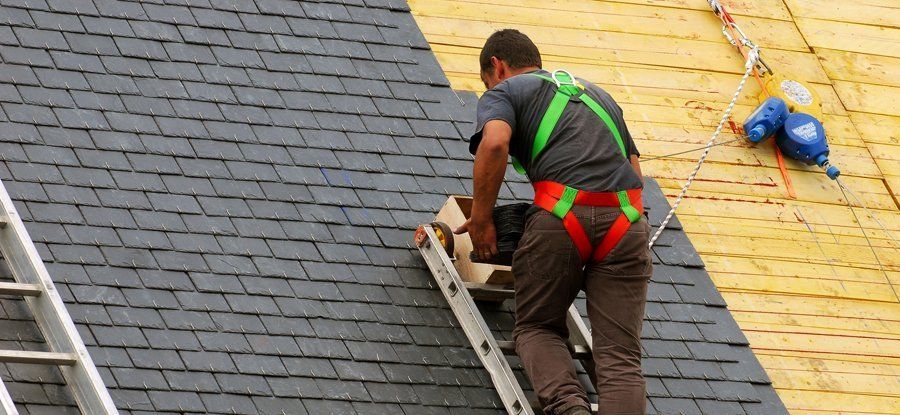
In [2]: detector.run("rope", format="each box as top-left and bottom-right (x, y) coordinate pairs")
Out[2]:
(649, 49), (759, 248)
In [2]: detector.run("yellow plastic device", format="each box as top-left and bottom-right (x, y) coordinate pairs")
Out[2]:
(759, 73), (823, 119)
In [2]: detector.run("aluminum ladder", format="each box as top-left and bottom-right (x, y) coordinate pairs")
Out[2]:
(0, 178), (118, 415)
(415, 224), (598, 414)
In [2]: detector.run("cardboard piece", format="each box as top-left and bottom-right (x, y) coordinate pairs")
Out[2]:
(434, 196), (514, 284)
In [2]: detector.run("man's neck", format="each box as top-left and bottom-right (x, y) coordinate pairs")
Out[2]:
(508, 66), (541, 77)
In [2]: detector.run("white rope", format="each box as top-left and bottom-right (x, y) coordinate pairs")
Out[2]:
(648, 48), (760, 248)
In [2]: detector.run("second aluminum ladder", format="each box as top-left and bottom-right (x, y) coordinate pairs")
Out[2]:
(0, 178), (118, 415)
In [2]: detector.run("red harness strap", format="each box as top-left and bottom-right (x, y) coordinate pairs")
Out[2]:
(532, 181), (643, 264)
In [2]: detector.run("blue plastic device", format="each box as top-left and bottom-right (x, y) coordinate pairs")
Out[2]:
(775, 112), (841, 179)
(743, 97), (789, 143)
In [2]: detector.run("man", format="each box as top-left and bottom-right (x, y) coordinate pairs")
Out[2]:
(455, 29), (652, 415)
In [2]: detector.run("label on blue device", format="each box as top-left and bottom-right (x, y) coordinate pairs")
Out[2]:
(792, 122), (818, 142)
(781, 80), (813, 106)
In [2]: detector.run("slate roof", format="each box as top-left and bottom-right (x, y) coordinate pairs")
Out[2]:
(0, 0), (787, 414)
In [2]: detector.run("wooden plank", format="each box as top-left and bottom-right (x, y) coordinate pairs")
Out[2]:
(732, 310), (900, 339)
(755, 349), (900, 371)
(833, 81), (900, 117)
(418, 17), (829, 82)
(688, 234), (898, 269)
(437, 55), (770, 105)
(765, 367), (900, 397)
(850, 112), (900, 145)
(815, 48), (900, 87)
(704, 255), (900, 286)
(869, 142), (900, 165)
(409, 0), (810, 51)
(795, 17), (900, 57)
(479, 0), (794, 21)
(443, 68), (850, 116)
(885, 176), (900, 204)
(783, 0), (900, 28)
(745, 330), (900, 358)
(775, 388), (899, 414)
(622, 109), (862, 147)
(663, 189), (900, 231)
(723, 292), (900, 321)
(594, 97), (854, 137)
(636, 139), (882, 177)
(683, 215), (897, 249)
(711, 271), (897, 302)
(648, 162), (897, 210)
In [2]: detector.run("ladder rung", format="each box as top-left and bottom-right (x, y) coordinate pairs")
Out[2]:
(496, 340), (592, 359)
(530, 401), (600, 414)
(0, 281), (42, 296)
(0, 350), (77, 365)
(464, 282), (514, 301)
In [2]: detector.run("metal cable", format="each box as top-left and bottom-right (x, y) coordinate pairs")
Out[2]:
(795, 207), (839, 279)
(836, 177), (899, 248)
(835, 178), (899, 301)
(648, 49), (759, 248)
(641, 138), (744, 163)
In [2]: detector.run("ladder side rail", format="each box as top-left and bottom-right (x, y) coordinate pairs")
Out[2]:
(0, 180), (119, 414)
(417, 227), (534, 415)
(566, 306), (598, 392)
(0, 377), (19, 415)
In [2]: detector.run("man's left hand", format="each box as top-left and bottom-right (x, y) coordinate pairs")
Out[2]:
(454, 218), (499, 261)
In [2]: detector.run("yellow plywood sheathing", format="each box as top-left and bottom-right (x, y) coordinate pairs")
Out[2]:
(409, 0), (900, 412)
(783, 0), (900, 27)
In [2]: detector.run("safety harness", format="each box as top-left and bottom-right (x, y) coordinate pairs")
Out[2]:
(515, 70), (643, 264)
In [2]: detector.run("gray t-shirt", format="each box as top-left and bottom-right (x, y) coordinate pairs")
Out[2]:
(469, 69), (643, 193)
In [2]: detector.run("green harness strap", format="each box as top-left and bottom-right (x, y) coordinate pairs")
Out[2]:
(514, 70), (641, 224)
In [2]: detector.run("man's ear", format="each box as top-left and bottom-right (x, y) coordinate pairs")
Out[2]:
(490, 56), (503, 78)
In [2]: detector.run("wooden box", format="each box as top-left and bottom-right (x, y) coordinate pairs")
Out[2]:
(434, 196), (513, 284)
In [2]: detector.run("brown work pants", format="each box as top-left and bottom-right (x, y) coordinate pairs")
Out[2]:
(512, 205), (653, 415)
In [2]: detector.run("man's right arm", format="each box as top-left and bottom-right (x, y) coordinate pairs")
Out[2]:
(455, 119), (512, 260)
(470, 119), (511, 223)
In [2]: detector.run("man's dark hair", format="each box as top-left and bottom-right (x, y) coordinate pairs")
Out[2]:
(479, 29), (542, 73)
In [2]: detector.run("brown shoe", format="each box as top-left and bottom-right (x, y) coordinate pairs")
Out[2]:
(561, 406), (591, 415)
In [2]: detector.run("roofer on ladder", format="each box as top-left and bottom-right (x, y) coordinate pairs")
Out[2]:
(455, 29), (652, 415)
